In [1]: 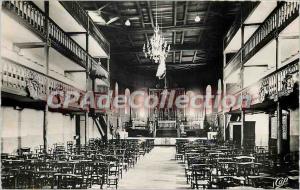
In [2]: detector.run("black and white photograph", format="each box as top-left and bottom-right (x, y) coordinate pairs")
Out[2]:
(0, 0), (299, 189)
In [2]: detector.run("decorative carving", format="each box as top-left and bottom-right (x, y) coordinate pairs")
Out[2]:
(257, 61), (298, 103)
(2, 61), (82, 109)
(25, 70), (42, 100)
(259, 80), (269, 102)
(279, 66), (299, 97)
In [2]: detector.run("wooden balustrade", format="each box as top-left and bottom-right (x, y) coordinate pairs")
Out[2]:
(243, 2), (299, 59)
(1, 60), (111, 109)
(2, 1), (109, 78)
(241, 60), (299, 106)
(2, 61), (82, 106)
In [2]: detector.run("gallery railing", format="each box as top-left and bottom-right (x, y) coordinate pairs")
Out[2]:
(224, 2), (299, 75)
(242, 2), (299, 61)
(224, 2), (259, 48)
(2, 60), (83, 109)
(60, 1), (110, 55)
(238, 59), (299, 107)
(2, 1), (108, 79)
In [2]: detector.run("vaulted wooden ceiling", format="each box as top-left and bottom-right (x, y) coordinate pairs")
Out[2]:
(79, 1), (243, 88)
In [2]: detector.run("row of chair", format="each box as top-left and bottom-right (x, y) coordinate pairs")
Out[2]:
(175, 139), (299, 189)
(1, 138), (155, 189)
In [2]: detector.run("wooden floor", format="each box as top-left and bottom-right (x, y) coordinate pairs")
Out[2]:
(117, 146), (189, 189)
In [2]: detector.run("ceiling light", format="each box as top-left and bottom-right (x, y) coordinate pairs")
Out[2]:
(125, 19), (131, 26)
(195, 16), (201, 23)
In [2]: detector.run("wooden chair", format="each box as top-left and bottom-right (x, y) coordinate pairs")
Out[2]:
(107, 158), (119, 189)
(54, 162), (77, 189)
(73, 162), (92, 188)
(90, 161), (107, 189)
(191, 167), (211, 189)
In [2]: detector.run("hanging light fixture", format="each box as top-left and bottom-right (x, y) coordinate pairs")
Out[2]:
(125, 19), (131, 26)
(194, 15), (201, 23)
(143, 1), (170, 65)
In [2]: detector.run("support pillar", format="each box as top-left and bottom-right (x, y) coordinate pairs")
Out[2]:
(240, 13), (245, 149)
(43, 1), (50, 154)
(223, 82), (227, 142)
(241, 110), (245, 147)
(275, 11), (282, 155)
(223, 113), (227, 141)
(277, 102), (283, 155)
(17, 109), (22, 150)
(84, 18), (90, 146)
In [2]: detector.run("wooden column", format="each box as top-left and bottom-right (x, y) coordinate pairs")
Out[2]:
(17, 109), (22, 149)
(240, 15), (245, 148)
(223, 83), (227, 141)
(222, 25), (227, 142)
(106, 58), (110, 142)
(43, 1), (50, 154)
(241, 111), (245, 147)
(277, 102), (283, 154)
(84, 18), (90, 146)
(275, 20), (283, 155)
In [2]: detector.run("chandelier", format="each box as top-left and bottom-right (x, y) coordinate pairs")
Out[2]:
(143, 24), (170, 63)
(142, 1), (170, 79)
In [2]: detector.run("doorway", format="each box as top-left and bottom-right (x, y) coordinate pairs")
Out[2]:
(233, 125), (241, 146)
(244, 121), (255, 150)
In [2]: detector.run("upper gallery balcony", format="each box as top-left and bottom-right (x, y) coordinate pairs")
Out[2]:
(59, 1), (110, 56)
(224, 2), (299, 79)
(223, 1), (259, 51)
(2, 1), (109, 80)
(1, 7), (84, 108)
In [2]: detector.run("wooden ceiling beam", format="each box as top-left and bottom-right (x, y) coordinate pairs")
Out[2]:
(183, 2), (189, 25)
(111, 43), (217, 54)
(197, 2), (211, 43)
(172, 1), (177, 63)
(136, 2), (149, 43)
(99, 24), (211, 34)
(131, 62), (206, 67)
(173, 1), (177, 27)
(136, 2), (145, 28)
(193, 3), (211, 63)
(146, 1), (155, 28)
(180, 2), (189, 63)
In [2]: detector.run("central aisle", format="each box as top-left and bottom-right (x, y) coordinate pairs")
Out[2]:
(118, 146), (189, 189)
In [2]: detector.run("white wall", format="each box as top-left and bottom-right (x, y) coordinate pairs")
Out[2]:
(244, 25), (259, 42)
(289, 108), (299, 152)
(243, 67), (268, 87)
(1, 107), (44, 153)
(245, 113), (269, 147)
(2, 107), (21, 153)
(1, 107), (75, 153)
(20, 109), (44, 151)
(47, 112), (75, 147)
